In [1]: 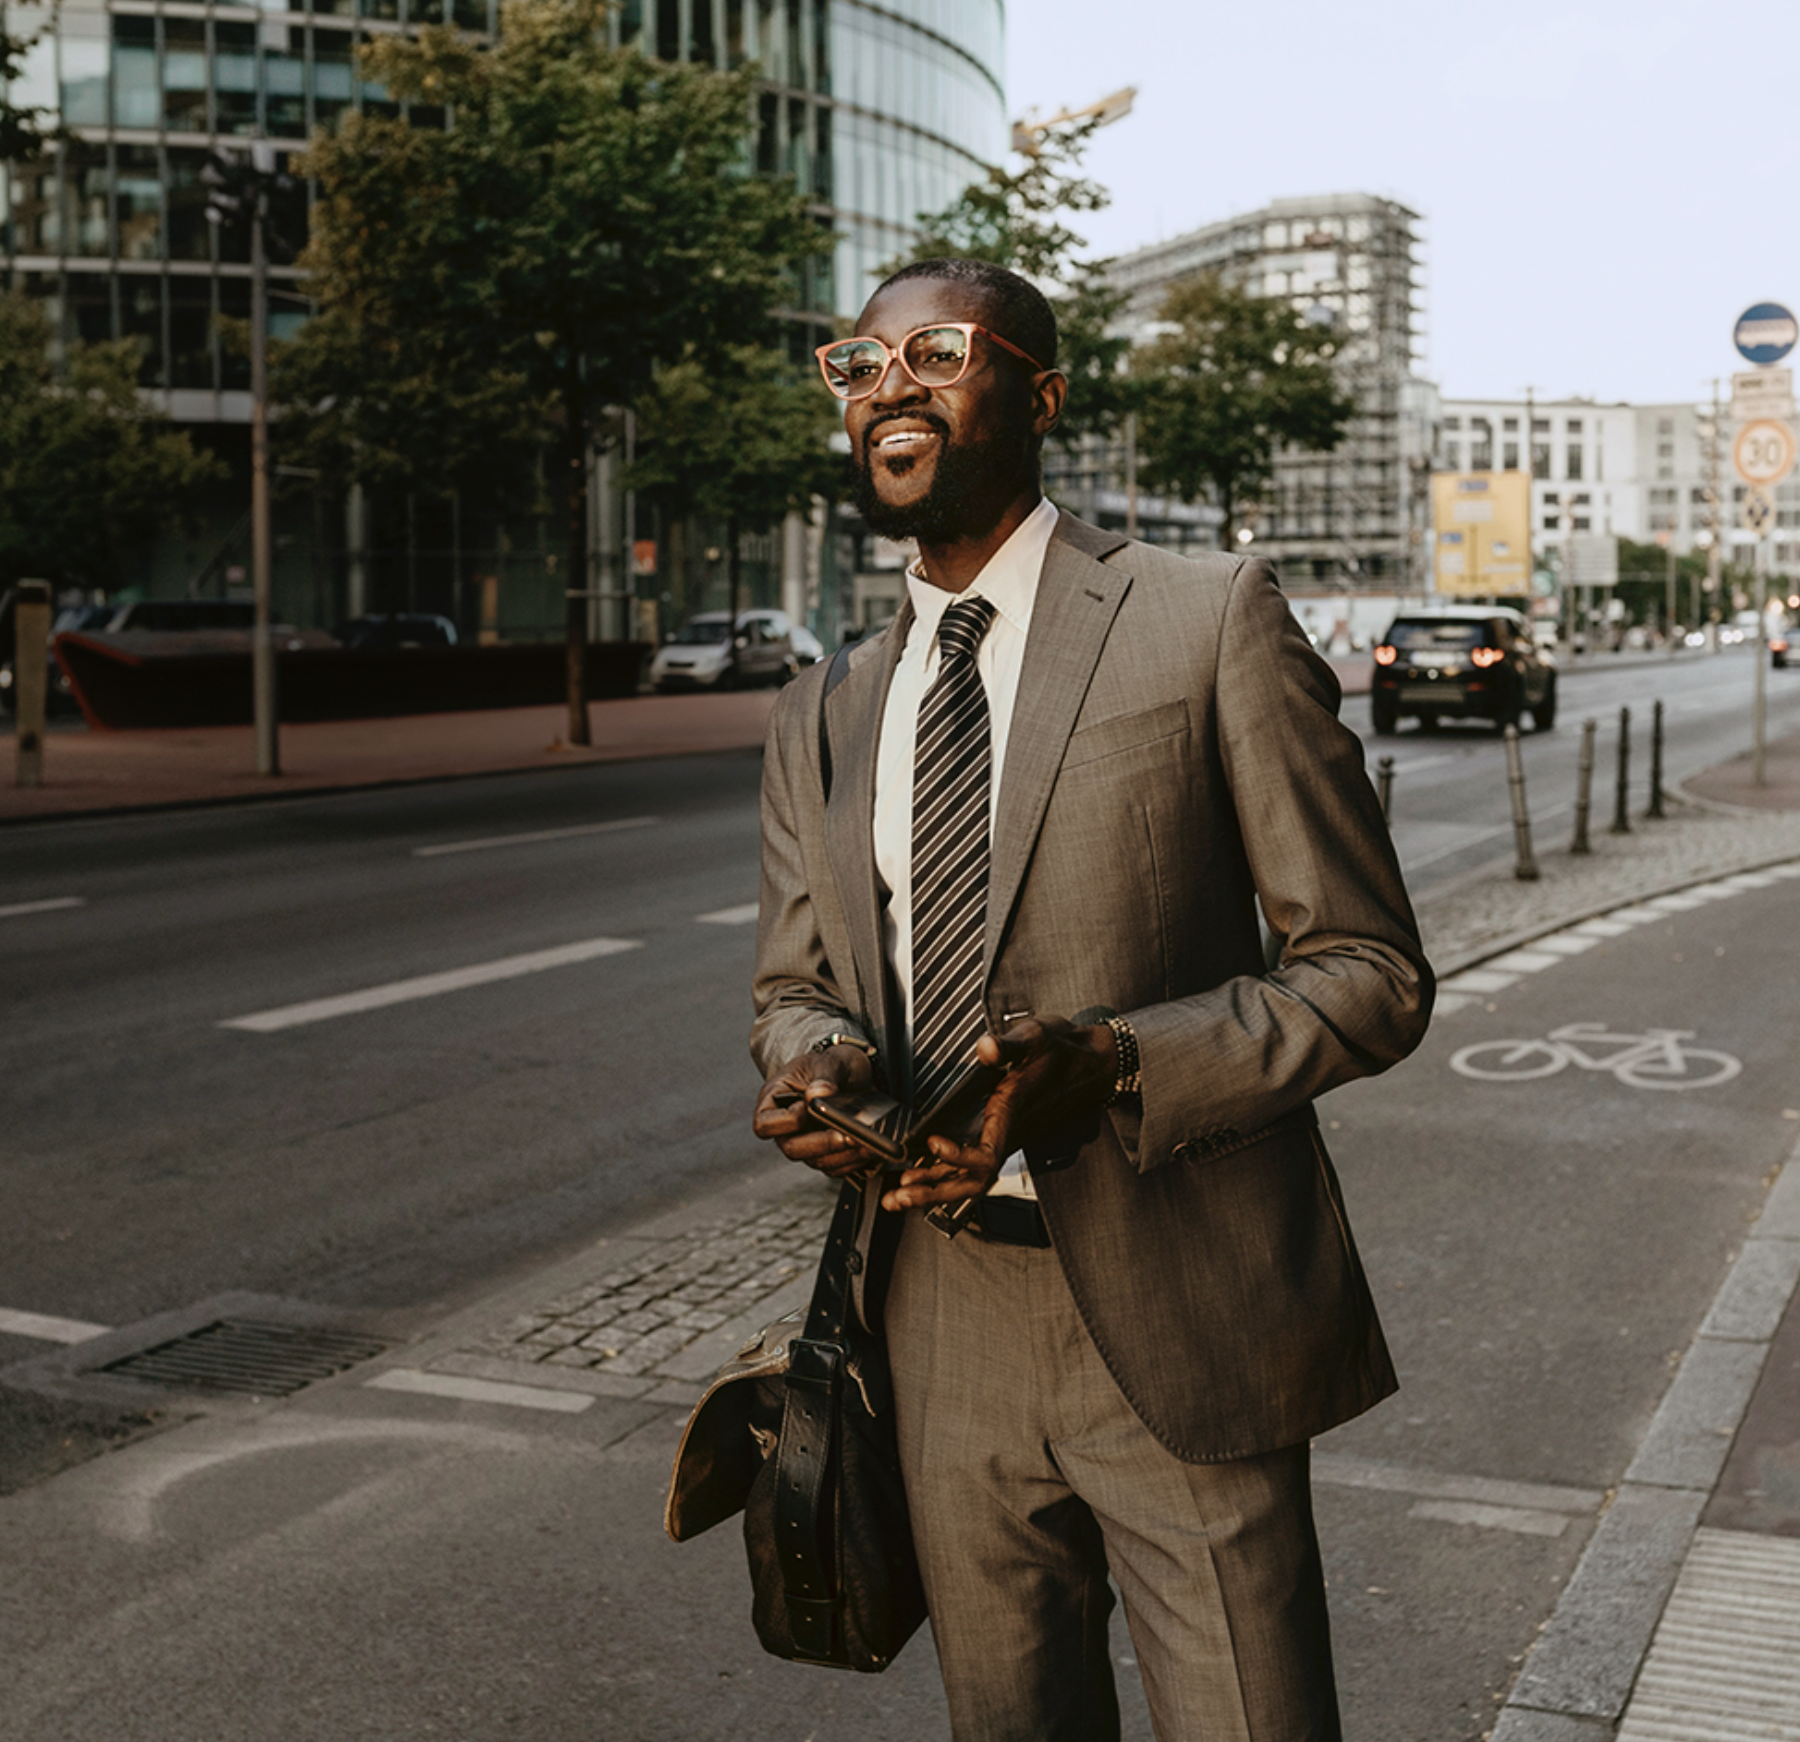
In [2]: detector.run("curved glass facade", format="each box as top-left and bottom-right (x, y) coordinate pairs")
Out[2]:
(0, 0), (1006, 621)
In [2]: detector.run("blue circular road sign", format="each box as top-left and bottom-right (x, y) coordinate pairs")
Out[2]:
(1734, 302), (1798, 365)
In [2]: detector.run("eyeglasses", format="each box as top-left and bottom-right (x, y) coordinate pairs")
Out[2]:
(814, 323), (1047, 401)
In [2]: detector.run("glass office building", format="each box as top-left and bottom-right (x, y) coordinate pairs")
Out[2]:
(0, 0), (1007, 616)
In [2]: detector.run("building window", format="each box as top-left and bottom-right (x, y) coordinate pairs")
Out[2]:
(1658, 417), (1674, 435)
(1443, 416), (1461, 431)
(1532, 443), (1550, 480)
(1503, 441), (1519, 471)
(1566, 445), (1583, 481)
(1503, 416), (1518, 433)
(1566, 418), (1582, 435)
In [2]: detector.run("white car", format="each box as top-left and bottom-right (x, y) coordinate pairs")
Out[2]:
(649, 609), (799, 691)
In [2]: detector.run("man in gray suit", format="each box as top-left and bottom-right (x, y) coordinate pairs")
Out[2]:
(751, 258), (1431, 1740)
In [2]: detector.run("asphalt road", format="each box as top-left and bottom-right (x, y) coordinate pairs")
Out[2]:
(0, 847), (1795, 1741)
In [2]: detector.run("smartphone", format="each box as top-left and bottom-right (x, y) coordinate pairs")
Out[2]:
(811, 1060), (1006, 1171)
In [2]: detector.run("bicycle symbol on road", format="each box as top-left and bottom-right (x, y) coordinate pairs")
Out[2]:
(1450, 1022), (1742, 1091)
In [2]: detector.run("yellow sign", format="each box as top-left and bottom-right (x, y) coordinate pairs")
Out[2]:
(1431, 471), (1532, 597)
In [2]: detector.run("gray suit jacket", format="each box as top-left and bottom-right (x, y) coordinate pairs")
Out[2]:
(751, 511), (1432, 1462)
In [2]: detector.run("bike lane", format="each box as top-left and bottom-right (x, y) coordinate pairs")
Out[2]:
(1310, 864), (1800, 1738)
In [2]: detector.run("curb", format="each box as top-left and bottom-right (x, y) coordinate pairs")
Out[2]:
(0, 739), (765, 831)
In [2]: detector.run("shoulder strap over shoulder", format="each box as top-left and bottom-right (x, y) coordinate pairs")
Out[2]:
(817, 638), (855, 801)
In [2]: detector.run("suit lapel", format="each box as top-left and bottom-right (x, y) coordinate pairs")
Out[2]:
(823, 604), (911, 1054)
(987, 514), (1132, 975)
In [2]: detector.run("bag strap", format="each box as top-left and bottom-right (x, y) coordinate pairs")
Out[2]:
(817, 636), (854, 802)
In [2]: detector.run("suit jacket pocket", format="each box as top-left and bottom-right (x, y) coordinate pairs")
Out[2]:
(1061, 698), (1190, 770)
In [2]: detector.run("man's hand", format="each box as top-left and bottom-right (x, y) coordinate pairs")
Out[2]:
(880, 1016), (1118, 1213)
(752, 1042), (882, 1179)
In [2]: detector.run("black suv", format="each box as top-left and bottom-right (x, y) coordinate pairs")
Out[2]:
(1370, 606), (1557, 735)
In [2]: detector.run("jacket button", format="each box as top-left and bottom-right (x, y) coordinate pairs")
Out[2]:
(844, 1249), (864, 1274)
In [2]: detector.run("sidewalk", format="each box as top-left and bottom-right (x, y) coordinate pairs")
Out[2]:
(0, 690), (780, 823)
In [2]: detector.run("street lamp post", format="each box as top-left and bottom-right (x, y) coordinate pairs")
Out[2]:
(203, 145), (284, 777)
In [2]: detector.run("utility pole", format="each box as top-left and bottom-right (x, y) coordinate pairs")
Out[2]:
(1703, 381), (1723, 636)
(204, 144), (288, 777)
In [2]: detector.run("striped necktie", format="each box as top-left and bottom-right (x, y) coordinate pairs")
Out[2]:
(909, 594), (998, 1114)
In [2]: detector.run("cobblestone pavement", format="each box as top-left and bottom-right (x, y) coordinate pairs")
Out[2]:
(464, 1194), (834, 1395)
(450, 768), (1800, 1401)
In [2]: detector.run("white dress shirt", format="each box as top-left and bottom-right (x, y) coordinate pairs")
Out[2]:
(873, 494), (1058, 1198)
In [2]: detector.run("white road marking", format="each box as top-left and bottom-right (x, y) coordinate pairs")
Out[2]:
(1312, 1452), (1602, 1515)
(1439, 969), (1521, 994)
(1409, 1498), (1570, 1538)
(1484, 949), (1562, 974)
(220, 937), (643, 1032)
(1452, 1024), (1741, 1091)
(0, 897), (86, 921)
(1530, 934), (1600, 956)
(1571, 917), (1635, 938)
(365, 1368), (595, 1413)
(0, 1307), (111, 1344)
(412, 816), (657, 858)
(696, 903), (759, 926)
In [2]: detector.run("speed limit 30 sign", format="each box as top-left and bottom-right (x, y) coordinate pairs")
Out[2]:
(1733, 418), (1797, 487)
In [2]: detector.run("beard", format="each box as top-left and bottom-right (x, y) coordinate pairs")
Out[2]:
(851, 415), (1035, 544)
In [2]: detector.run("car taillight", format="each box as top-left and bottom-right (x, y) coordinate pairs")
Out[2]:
(1470, 646), (1504, 668)
(1373, 645), (1397, 665)
(1775, 637), (1791, 653)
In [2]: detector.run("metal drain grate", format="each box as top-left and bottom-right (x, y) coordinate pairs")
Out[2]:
(102, 1318), (387, 1396)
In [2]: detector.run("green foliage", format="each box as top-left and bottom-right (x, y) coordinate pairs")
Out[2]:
(0, 294), (222, 588)
(274, 0), (823, 501)
(896, 121), (1132, 445)
(625, 343), (843, 535)
(1, 28), (58, 163)
(625, 341), (843, 615)
(1128, 273), (1356, 547)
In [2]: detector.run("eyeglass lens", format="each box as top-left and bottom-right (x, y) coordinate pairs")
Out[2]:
(822, 326), (972, 399)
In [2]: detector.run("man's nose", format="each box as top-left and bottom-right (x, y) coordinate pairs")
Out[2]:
(868, 350), (927, 410)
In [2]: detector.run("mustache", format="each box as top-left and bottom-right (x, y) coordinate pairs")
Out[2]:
(862, 411), (950, 461)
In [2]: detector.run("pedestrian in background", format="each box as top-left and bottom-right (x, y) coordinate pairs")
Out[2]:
(752, 257), (1432, 1740)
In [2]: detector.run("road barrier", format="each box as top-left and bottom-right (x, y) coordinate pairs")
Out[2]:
(1611, 706), (1632, 835)
(12, 579), (50, 790)
(1572, 718), (1597, 854)
(1376, 754), (1395, 821)
(1502, 724), (1540, 881)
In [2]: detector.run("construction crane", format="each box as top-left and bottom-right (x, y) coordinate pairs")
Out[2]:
(1012, 86), (1136, 156)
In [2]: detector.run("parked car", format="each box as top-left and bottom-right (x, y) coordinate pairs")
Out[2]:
(1370, 606), (1557, 735)
(333, 613), (459, 649)
(789, 623), (825, 666)
(649, 609), (799, 691)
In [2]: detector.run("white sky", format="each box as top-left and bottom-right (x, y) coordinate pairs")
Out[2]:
(1005, 0), (1800, 407)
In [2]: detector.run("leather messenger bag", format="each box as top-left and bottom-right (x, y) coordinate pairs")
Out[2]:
(664, 1177), (927, 1672)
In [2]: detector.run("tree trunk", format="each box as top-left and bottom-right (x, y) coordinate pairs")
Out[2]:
(563, 402), (590, 746)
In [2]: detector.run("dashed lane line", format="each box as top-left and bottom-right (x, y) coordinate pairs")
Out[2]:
(1434, 857), (1800, 1014)
(411, 816), (657, 858)
(0, 1307), (111, 1344)
(219, 937), (643, 1032)
(365, 1368), (595, 1413)
(695, 903), (759, 926)
(0, 897), (86, 921)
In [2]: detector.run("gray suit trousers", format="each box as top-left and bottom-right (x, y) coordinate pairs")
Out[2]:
(885, 1212), (1341, 1742)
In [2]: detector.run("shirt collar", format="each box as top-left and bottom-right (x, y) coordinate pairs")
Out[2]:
(904, 496), (1058, 644)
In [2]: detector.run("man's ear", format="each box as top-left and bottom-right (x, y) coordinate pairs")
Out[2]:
(1032, 369), (1068, 439)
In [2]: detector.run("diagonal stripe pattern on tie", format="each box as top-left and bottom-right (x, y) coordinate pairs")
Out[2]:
(910, 595), (998, 1115)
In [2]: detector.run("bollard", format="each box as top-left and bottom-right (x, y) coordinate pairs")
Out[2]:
(1647, 699), (1665, 820)
(1610, 705), (1632, 835)
(1503, 724), (1540, 880)
(1376, 754), (1395, 822)
(1572, 718), (1597, 854)
(12, 578), (51, 790)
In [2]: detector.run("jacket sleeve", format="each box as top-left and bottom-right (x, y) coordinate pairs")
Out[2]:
(1124, 558), (1433, 1168)
(748, 675), (873, 1079)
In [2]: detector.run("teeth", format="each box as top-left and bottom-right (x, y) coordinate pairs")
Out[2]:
(877, 430), (932, 448)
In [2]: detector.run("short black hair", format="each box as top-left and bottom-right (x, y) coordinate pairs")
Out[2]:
(871, 258), (1058, 373)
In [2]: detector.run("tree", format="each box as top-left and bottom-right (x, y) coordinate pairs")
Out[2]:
(0, 294), (221, 589)
(1, 26), (57, 163)
(898, 121), (1132, 446)
(1128, 274), (1355, 548)
(624, 342), (844, 632)
(275, 0), (821, 742)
